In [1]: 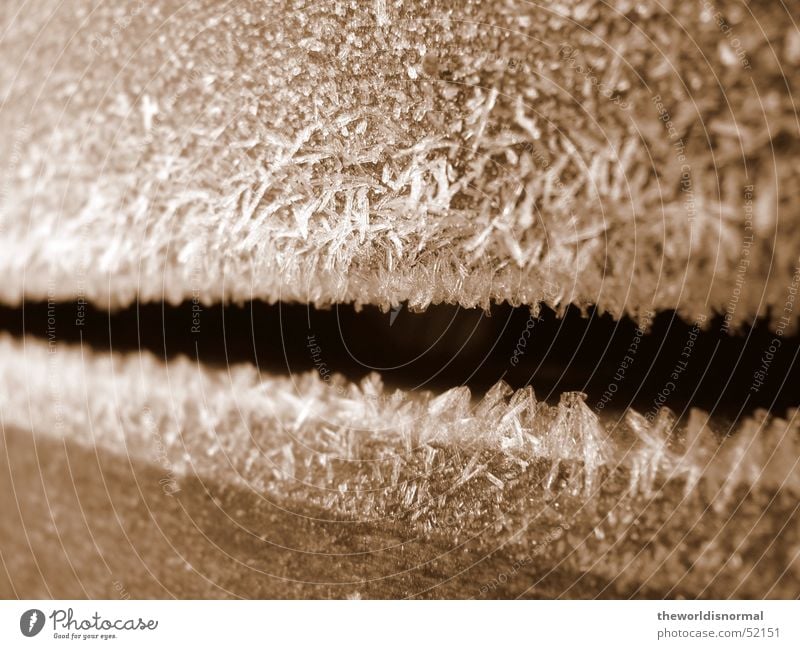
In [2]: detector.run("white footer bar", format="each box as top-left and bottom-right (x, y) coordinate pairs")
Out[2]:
(1, 600), (796, 648)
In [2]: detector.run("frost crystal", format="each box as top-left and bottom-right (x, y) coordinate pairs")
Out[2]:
(0, 2), (796, 327)
(3, 335), (797, 531)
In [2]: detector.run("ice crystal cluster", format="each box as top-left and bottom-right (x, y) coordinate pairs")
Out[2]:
(3, 336), (797, 580)
(1, 0), (799, 597)
(0, 0), (798, 325)
(3, 334), (799, 595)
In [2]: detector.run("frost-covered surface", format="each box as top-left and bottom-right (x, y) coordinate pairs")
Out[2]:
(4, 334), (799, 511)
(1, 1), (798, 324)
(2, 0), (799, 598)
(2, 335), (799, 596)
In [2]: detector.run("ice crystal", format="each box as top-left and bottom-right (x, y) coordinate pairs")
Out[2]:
(0, 1), (796, 326)
(2, 335), (797, 538)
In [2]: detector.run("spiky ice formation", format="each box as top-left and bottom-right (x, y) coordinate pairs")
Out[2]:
(2, 335), (797, 530)
(2, 334), (799, 597)
(0, 1), (798, 325)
